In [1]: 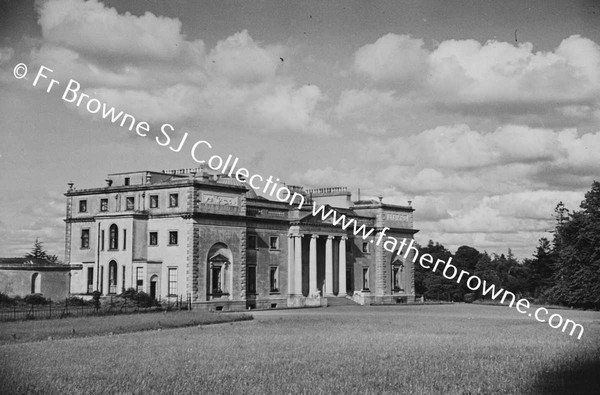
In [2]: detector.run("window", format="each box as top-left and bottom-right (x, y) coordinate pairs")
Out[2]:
(79, 200), (87, 213)
(169, 231), (178, 245)
(211, 266), (222, 294)
(362, 242), (370, 253)
(109, 224), (118, 250)
(270, 267), (279, 292)
(124, 177), (130, 186)
(362, 267), (370, 291)
(247, 266), (256, 294)
(81, 229), (90, 249)
(269, 236), (279, 250)
(122, 266), (126, 293)
(100, 266), (104, 294)
(100, 198), (108, 212)
(87, 267), (94, 294)
(169, 193), (179, 207)
(168, 268), (177, 296)
(108, 261), (117, 294)
(136, 267), (143, 292)
(126, 196), (135, 210)
(248, 235), (257, 249)
(149, 195), (158, 208)
(149, 232), (158, 246)
(101, 230), (105, 250)
(123, 229), (127, 250)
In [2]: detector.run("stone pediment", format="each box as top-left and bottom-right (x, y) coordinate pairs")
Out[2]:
(208, 253), (230, 263)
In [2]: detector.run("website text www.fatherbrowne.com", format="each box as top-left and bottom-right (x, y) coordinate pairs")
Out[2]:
(17, 63), (585, 340)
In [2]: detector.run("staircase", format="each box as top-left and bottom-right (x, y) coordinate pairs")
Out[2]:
(326, 296), (360, 307)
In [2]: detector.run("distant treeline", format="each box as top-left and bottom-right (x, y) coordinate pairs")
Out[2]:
(417, 181), (600, 309)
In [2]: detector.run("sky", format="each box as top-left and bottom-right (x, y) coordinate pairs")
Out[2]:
(0, 0), (599, 260)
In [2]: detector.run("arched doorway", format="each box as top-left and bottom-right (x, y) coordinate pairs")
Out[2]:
(108, 260), (118, 294)
(31, 272), (40, 294)
(207, 243), (233, 300)
(150, 275), (158, 299)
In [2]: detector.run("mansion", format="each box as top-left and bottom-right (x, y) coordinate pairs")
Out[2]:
(66, 168), (418, 310)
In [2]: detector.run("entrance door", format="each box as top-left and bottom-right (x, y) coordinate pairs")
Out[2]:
(150, 275), (158, 299)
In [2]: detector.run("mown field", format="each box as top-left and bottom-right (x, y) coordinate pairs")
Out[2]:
(1, 304), (599, 394)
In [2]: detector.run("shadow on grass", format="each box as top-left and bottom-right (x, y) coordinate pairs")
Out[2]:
(530, 359), (600, 394)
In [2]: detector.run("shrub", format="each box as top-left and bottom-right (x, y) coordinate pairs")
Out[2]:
(24, 293), (49, 305)
(119, 288), (158, 307)
(0, 292), (14, 305)
(92, 291), (101, 309)
(464, 293), (475, 303)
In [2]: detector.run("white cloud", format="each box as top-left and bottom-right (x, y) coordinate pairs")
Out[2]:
(353, 33), (428, 89)
(346, 34), (600, 125)
(37, 0), (187, 61)
(24, 0), (331, 134)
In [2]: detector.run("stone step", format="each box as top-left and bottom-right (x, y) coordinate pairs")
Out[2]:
(326, 296), (359, 307)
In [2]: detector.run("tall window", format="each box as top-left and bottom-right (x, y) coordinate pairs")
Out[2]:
(79, 200), (87, 212)
(211, 266), (222, 294)
(81, 229), (90, 249)
(169, 193), (179, 207)
(248, 235), (257, 249)
(169, 231), (178, 245)
(122, 266), (126, 293)
(109, 224), (118, 250)
(149, 195), (158, 208)
(168, 268), (177, 296)
(124, 177), (130, 186)
(123, 229), (127, 250)
(100, 198), (108, 212)
(149, 232), (158, 246)
(87, 267), (94, 294)
(101, 230), (105, 250)
(270, 267), (279, 292)
(136, 267), (143, 292)
(108, 261), (117, 294)
(269, 236), (279, 250)
(362, 267), (370, 291)
(247, 265), (256, 293)
(100, 266), (104, 294)
(126, 196), (135, 210)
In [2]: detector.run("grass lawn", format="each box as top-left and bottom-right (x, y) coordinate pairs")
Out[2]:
(1, 304), (599, 394)
(0, 309), (252, 345)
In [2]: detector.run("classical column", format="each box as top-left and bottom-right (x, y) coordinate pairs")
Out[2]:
(309, 235), (318, 295)
(325, 235), (334, 296)
(294, 235), (303, 295)
(338, 236), (347, 296)
(287, 234), (295, 295)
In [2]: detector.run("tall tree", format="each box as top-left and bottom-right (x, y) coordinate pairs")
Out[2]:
(25, 238), (48, 260)
(549, 181), (600, 308)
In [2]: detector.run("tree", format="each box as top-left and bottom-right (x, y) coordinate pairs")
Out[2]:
(523, 237), (556, 298)
(548, 181), (600, 308)
(25, 238), (48, 260)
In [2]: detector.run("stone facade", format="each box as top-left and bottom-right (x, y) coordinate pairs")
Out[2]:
(66, 168), (418, 310)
